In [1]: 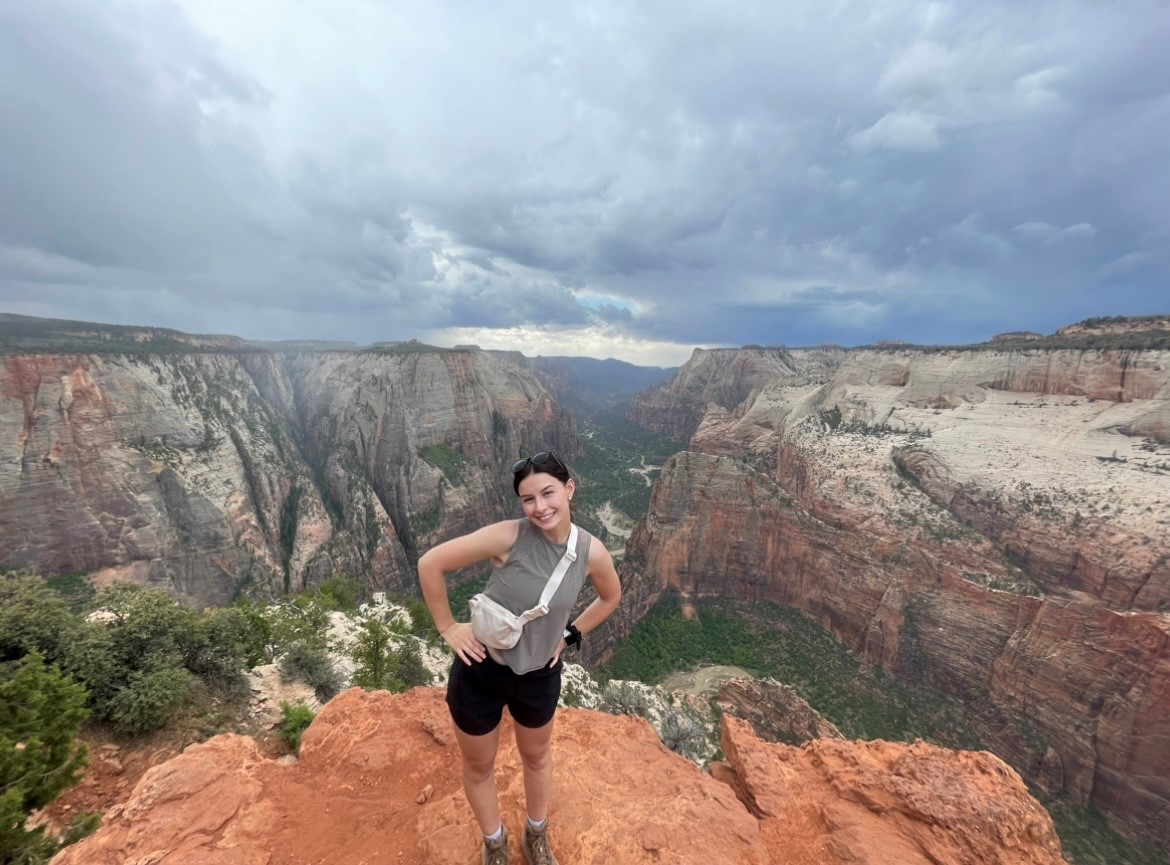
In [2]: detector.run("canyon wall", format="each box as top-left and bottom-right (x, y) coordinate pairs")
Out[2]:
(625, 346), (847, 442)
(0, 349), (578, 606)
(617, 343), (1170, 846)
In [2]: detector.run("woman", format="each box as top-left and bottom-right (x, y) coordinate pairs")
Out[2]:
(419, 450), (621, 865)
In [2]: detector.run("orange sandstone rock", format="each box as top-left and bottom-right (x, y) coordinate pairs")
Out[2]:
(52, 688), (1068, 865)
(716, 716), (1068, 865)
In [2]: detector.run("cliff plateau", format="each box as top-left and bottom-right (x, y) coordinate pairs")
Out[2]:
(51, 687), (1067, 865)
(618, 342), (1170, 847)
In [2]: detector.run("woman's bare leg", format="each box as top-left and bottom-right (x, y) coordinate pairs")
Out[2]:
(513, 717), (555, 823)
(453, 723), (503, 834)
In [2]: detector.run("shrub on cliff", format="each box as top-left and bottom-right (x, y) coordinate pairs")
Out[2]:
(233, 578), (354, 666)
(277, 702), (315, 754)
(0, 652), (94, 864)
(64, 584), (200, 735)
(350, 620), (432, 693)
(63, 584), (249, 736)
(600, 681), (651, 716)
(186, 607), (251, 701)
(279, 641), (341, 702)
(0, 574), (79, 666)
(659, 709), (708, 760)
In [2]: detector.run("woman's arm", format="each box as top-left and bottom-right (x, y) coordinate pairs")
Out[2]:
(550, 539), (621, 665)
(418, 520), (519, 665)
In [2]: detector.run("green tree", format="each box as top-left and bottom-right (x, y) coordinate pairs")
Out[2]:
(351, 619), (399, 691)
(267, 596), (333, 652)
(394, 640), (432, 689)
(61, 583), (248, 736)
(62, 584), (199, 735)
(306, 575), (362, 613)
(351, 621), (432, 693)
(277, 702), (315, 754)
(0, 574), (79, 665)
(229, 597), (279, 666)
(187, 607), (249, 701)
(105, 666), (193, 737)
(231, 581), (352, 667)
(399, 595), (436, 639)
(0, 653), (90, 863)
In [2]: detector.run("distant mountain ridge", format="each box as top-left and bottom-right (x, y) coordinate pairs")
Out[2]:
(529, 355), (677, 416)
(6, 311), (1167, 357)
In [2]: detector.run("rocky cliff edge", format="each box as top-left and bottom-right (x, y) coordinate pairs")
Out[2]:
(52, 688), (1067, 865)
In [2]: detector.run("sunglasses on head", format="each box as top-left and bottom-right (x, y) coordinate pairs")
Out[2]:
(511, 451), (567, 475)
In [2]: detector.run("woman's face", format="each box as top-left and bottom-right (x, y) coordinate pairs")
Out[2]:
(517, 470), (575, 532)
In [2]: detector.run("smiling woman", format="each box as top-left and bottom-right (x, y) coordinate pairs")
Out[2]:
(417, 449), (620, 865)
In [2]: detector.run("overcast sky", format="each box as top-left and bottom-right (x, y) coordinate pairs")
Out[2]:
(2, 0), (1167, 365)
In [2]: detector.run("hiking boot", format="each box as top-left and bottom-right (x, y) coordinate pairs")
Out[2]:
(482, 827), (509, 865)
(522, 821), (558, 865)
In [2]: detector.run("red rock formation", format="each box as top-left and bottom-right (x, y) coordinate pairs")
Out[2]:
(608, 449), (1170, 847)
(715, 676), (844, 745)
(615, 343), (1170, 846)
(892, 446), (1170, 610)
(51, 688), (1068, 865)
(714, 717), (1067, 865)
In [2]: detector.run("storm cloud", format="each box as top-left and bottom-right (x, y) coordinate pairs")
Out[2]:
(2, 0), (1167, 363)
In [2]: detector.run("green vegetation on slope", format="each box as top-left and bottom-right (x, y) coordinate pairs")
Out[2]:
(1046, 795), (1168, 865)
(0, 652), (95, 864)
(603, 591), (980, 747)
(419, 444), (467, 484)
(571, 407), (678, 536)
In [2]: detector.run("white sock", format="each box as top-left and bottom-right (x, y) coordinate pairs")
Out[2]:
(484, 825), (504, 844)
(527, 817), (547, 831)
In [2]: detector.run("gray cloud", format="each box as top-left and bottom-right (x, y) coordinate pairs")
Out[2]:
(1, 0), (1167, 362)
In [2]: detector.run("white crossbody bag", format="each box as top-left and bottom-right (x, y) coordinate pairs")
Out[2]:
(469, 523), (579, 650)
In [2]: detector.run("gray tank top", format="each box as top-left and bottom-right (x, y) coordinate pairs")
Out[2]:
(481, 518), (592, 674)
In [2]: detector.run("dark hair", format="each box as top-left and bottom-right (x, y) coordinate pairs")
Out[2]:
(512, 451), (572, 495)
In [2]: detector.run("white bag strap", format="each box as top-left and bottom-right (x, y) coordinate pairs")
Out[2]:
(519, 523), (579, 622)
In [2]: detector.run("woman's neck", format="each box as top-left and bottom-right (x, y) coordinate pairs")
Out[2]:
(541, 521), (572, 545)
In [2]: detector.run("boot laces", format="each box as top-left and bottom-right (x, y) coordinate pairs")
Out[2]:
(528, 827), (553, 865)
(485, 840), (509, 865)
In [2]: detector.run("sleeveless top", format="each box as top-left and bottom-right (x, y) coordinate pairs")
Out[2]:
(480, 518), (592, 674)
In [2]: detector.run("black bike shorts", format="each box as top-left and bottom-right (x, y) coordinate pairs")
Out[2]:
(446, 653), (563, 736)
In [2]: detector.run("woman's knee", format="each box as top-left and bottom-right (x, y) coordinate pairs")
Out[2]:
(516, 737), (552, 772)
(461, 753), (497, 783)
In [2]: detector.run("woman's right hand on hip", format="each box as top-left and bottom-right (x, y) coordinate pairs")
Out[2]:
(441, 622), (486, 665)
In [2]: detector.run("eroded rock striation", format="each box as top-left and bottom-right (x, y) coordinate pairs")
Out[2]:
(1, 349), (578, 606)
(51, 688), (1067, 865)
(618, 341), (1170, 846)
(715, 676), (844, 745)
(626, 346), (847, 443)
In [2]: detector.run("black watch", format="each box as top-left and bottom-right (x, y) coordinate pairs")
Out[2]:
(563, 622), (582, 649)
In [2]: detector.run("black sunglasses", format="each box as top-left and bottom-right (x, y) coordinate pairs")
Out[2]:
(511, 451), (567, 475)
